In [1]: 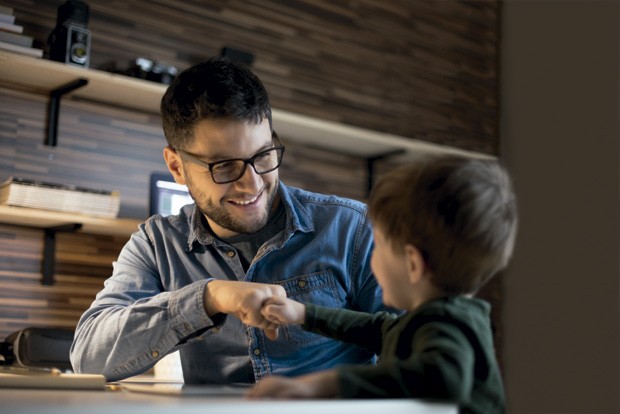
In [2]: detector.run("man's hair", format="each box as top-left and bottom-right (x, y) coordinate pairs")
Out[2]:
(368, 155), (518, 294)
(160, 57), (272, 150)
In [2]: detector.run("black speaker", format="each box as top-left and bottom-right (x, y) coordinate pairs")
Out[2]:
(48, 1), (91, 68)
(220, 47), (254, 66)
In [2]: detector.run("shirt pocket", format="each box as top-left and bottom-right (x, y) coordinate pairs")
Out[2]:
(275, 270), (347, 345)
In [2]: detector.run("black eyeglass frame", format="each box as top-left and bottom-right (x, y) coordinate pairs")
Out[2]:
(174, 133), (285, 184)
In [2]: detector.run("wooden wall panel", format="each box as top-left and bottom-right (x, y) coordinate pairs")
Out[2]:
(4, 0), (499, 154)
(0, 224), (126, 339)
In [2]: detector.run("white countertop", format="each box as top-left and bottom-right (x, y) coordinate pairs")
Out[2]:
(0, 386), (457, 414)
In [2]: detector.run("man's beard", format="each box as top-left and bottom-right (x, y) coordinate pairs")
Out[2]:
(189, 179), (279, 235)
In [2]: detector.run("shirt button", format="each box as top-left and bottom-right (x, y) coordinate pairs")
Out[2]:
(297, 279), (307, 288)
(226, 251), (236, 258)
(253, 348), (261, 356)
(151, 351), (159, 358)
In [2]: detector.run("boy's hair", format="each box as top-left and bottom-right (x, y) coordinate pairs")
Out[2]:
(368, 155), (518, 294)
(160, 57), (272, 150)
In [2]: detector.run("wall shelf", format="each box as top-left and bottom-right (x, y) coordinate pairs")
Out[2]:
(0, 50), (489, 161)
(0, 205), (142, 285)
(0, 205), (142, 237)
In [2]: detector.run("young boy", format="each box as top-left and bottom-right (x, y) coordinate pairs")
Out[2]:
(247, 155), (517, 413)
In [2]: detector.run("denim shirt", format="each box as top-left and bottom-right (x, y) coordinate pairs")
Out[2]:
(70, 182), (385, 383)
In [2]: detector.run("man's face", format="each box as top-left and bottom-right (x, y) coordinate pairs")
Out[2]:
(166, 118), (280, 238)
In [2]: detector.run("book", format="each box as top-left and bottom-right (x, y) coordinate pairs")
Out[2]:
(0, 40), (42, 57)
(0, 5), (13, 15)
(0, 20), (22, 33)
(0, 12), (15, 24)
(0, 29), (33, 47)
(0, 177), (121, 218)
(0, 366), (106, 390)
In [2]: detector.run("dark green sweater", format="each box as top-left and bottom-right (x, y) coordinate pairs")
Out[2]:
(303, 296), (505, 413)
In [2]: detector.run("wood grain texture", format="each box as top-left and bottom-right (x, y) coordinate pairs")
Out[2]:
(0, 224), (125, 339)
(3, 0), (498, 153)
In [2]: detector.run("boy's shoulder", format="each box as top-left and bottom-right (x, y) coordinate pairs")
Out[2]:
(405, 296), (492, 336)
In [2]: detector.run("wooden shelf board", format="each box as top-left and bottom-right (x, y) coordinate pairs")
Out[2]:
(0, 205), (142, 238)
(0, 49), (490, 160)
(0, 50), (163, 113)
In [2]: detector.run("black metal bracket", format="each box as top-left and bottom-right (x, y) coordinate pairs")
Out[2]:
(365, 149), (406, 196)
(42, 223), (82, 285)
(46, 78), (89, 147)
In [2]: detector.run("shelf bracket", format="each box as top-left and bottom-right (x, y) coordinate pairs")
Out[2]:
(42, 223), (82, 285)
(365, 149), (406, 197)
(46, 78), (89, 147)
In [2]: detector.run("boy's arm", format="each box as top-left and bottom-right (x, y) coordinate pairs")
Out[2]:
(247, 370), (340, 399)
(261, 300), (396, 355)
(303, 303), (397, 355)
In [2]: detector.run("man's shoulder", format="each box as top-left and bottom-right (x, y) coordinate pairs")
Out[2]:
(282, 184), (367, 215)
(141, 203), (194, 238)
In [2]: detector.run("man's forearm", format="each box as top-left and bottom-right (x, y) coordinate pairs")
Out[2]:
(71, 280), (213, 380)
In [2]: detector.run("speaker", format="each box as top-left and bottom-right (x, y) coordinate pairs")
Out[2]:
(48, 1), (91, 68)
(220, 47), (254, 66)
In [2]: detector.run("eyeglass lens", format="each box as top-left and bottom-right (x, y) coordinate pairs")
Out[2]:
(211, 147), (283, 183)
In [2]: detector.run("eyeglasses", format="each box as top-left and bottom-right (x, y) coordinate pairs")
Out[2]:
(175, 137), (285, 184)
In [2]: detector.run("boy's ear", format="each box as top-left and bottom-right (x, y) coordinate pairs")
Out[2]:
(403, 244), (427, 285)
(163, 147), (187, 185)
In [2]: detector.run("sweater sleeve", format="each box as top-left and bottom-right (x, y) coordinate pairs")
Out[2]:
(336, 320), (476, 401)
(303, 303), (398, 355)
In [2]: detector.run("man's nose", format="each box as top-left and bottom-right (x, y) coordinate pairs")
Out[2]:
(235, 163), (262, 190)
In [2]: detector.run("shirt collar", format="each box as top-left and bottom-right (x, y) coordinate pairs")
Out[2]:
(186, 181), (314, 251)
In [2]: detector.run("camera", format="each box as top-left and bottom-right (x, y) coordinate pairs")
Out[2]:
(48, 1), (91, 68)
(124, 58), (178, 85)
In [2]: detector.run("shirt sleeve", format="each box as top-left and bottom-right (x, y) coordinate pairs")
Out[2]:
(69, 226), (223, 381)
(336, 320), (476, 401)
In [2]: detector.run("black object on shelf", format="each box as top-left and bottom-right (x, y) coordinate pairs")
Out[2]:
(48, 0), (91, 68)
(123, 57), (177, 85)
(221, 47), (254, 66)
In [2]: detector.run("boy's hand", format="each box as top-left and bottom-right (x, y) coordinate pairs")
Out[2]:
(204, 280), (286, 339)
(246, 370), (339, 399)
(261, 296), (306, 326)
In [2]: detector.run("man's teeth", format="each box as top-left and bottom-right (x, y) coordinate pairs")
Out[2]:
(231, 195), (258, 205)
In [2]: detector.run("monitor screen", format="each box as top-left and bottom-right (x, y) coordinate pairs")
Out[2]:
(149, 172), (193, 217)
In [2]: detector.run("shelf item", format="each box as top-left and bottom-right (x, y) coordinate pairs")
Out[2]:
(1, 176), (120, 218)
(0, 40), (42, 57)
(0, 49), (489, 160)
(0, 205), (142, 285)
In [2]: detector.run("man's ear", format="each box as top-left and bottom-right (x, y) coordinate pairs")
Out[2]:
(403, 244), (427, 285)
(163, 147), (187, 185)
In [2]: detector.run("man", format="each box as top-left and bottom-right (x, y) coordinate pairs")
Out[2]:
(70, 57), (385, 384)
